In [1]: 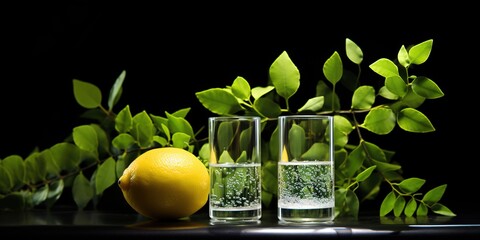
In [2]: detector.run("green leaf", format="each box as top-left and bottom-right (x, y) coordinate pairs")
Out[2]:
(73, 79), (102, 109)
(408, 39), (433, 65)
(172, 132), (191, 149)
(50, 143), (82, 172)
(323, 51), (343, 85)
(356, 166), (376, 182)
(72, 172), (94, 210)
(196, 88), (244, 115)
(45, 180), (64, 209)
(297, 96), (324, 112)
(254, 97), (281, 118)
(397, 45), (409, 68)
(422, 184), (447, 205)
(112, 133), (136, 150)
(270, 51), (300, 100)
(301, 143), (329, 161)
(219, 150), (234, 164)
(404, 197), (417, 217)
(0, 166), (13, 193)
(378, 86), (399, 100)
(372, 160), (402, 173)
(39, 149), (60, 177)
(342, 145), (365, 178)
(345, 38), (363, 64)
(2, 155), (25, 189)
(131, 111), (155, 148)
(32, 184), (48, 206)
(361, 107), (396, 135)
(411, 76), (444, 99)
(231, 76), (251, 100)
(95, 157), (116, 195)
(73, 125), (98, 153)
(351, 85), (375, 110)
(216, 121), (233, 157)
(115, 105), (133, 133)
(251, 86), (275, 100)
(380, 191), (396, 216)
(394, 195), (406, 217)
(288, 123), (306, 160)
(369, 58), (399, 78)
(108, 70), (125, 111)
(385, 75), (407, 97)
(431, 203), (456, 217)
(398, 177), (426, 194)
(166, 112), (195, 139)
(397, 108), (435, 133)
(417, 202), (429, 216)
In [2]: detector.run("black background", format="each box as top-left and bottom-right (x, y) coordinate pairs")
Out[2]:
(1, 2), (477, 215)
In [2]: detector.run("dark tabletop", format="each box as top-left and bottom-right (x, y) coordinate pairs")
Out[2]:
(1, 207), (480, 239)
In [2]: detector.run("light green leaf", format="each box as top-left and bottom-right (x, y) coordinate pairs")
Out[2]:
(394, 195), (406, 217)
(73, 125), (98, 153)
(417, 202), (429, 216)
(219, 150), (234, 164)
(422, 184), (447, 205)
(270, 51), (300, 100)
(409, 39), (433, 65)
(172, 132), (191, 149)
(323, 51), (343, 85)
(251, 86), (275, 100)
(301, 143), (329, 161)
(398, 177), (426, 194)
(411, 76), (444, 99)
(231, 76), (251, 100)
(372, 160), (402, 173)
(73, 79), (102, 109)
(356, 166), (376, 182)
(397, 45), (410, 68)
(298, 96), (324, 112)
(196, 88), (244, 115)
(112, 133), (136, 150)
(108, 70), (125, 111)
(397, 108), (435, 133)
(361, 107), (396, 135)
(115, 105), (133, 133)
(166, 112), (195, 139)
(131, 111), (155, 148)
(380, 191), (396, 216)
(288, 123), (306, 160)
(369, 58), (399, 78)
(431, 203), (456, 217)
(385, 75), (407, 97)
(378, 86), (399, 100)
(95, 157), (116, 195)
(351, 85), (375, 110)
(345, 38), (363, 64)
(404, 197), (417, 217)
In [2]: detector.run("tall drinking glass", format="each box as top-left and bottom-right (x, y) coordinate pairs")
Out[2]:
(208, 116), (262, 222)
(277, 115), (335, 223)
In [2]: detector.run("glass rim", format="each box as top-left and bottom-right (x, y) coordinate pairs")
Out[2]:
(209, 116), (261, 121)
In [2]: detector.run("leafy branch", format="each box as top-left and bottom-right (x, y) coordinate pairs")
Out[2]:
(0, 70), (204, 210)
(0, 37), (455, 219)
(195, 38), (455, 218)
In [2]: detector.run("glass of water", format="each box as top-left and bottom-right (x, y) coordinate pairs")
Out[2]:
(277, 115), (335, 223)
(208, 116), (262, 222)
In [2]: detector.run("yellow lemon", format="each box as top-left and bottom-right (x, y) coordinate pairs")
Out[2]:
(118, 147), (210, 220)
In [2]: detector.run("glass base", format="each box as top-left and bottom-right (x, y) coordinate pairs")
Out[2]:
(278, 207), (334, 223)
(210, 207), (261, 222)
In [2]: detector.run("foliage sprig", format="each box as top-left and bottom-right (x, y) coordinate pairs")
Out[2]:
(0, 38), (455, 219)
